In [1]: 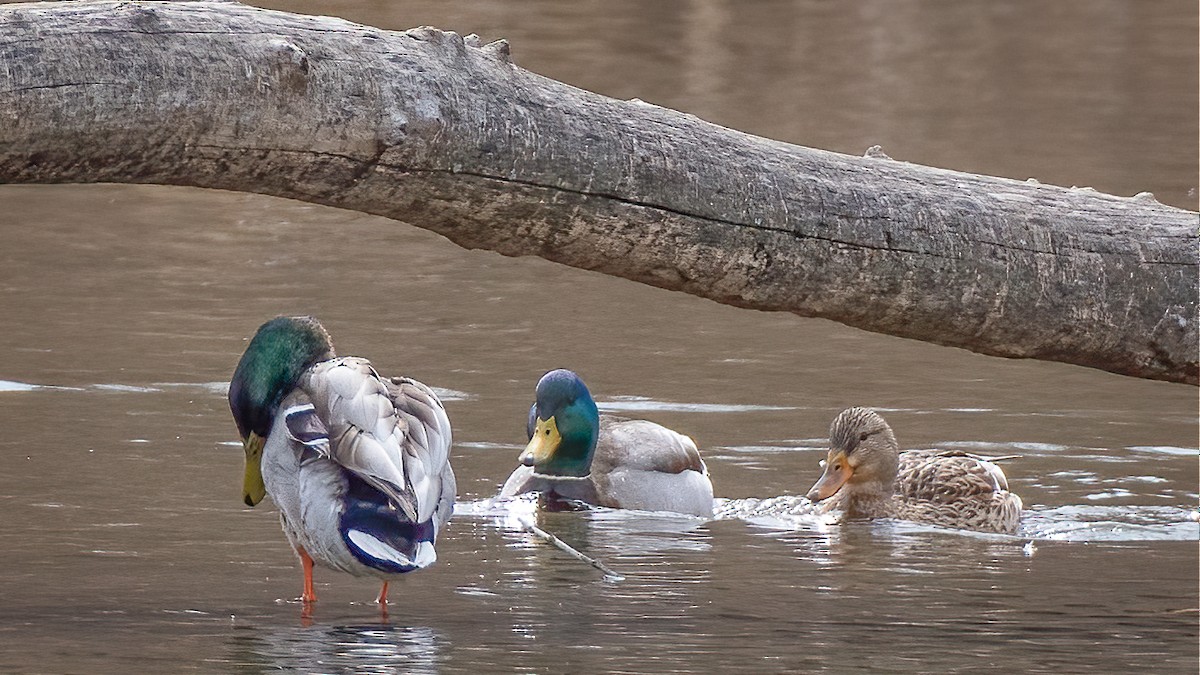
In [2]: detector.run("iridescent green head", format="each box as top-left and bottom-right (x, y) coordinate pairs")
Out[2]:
(228, 316), (334, 505)
(520, 369), (600, 477)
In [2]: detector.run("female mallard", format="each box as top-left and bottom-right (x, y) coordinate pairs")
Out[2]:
(806, 407), (1022, 534)
(499, 369), (713, 517)
(228, 316), (455, 606)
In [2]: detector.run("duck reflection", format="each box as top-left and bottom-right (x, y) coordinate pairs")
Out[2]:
(228, 622), (443, 674)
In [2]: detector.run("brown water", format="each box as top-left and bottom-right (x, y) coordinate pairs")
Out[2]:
(1, 1), (1197, 673)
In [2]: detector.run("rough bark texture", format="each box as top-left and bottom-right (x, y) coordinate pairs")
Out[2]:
(1, 1), (1196, 384)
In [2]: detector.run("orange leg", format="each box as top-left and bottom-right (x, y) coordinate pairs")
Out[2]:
(298, 547), (317, 603)
(376, 582), (390, 620)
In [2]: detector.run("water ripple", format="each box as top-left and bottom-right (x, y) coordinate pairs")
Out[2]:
(711, 497), (1198, 543)
(0, 379), (81, 392)
(0, 379), (44, 392)
(597, 396), (796, 413)
(1022, 504), (1200, 541)
(1127, 445), (1197, 457)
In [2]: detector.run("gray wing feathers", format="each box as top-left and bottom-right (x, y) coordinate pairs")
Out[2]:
(387, 376), (454, 528)
(300, 358), (454, 526)
(596, 417), (707, 476)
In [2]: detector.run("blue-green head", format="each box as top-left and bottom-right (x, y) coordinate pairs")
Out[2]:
(520, 369), (600, 477)
(228, 316), (334, 505)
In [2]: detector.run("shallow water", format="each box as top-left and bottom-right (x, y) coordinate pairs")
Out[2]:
(1, 0), (1197, 672)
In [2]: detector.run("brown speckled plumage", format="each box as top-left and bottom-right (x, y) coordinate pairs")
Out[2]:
(810, 407), (1023, 534)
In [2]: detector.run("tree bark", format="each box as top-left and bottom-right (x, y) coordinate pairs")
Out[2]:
(1, 1), (1196, 384)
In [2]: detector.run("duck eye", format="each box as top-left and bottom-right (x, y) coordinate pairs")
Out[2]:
(859, 432), (870, 441)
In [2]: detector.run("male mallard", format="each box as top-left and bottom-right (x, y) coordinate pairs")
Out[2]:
(228, 316), (455, 606)
(499, 369), (713, 517)
(806, 407), (1022, 534)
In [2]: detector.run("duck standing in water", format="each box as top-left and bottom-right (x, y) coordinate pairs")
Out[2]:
(500, 369), (714, 517)
(228, 316), (455, 607)
(807, 407), (1022, 534)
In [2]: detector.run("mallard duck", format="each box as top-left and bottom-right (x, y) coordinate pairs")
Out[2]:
(499, 369), (713, 517)
(228, 316), (455, 606)
(806, 407), (1022, 534)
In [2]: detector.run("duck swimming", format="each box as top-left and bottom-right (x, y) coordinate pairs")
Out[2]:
(500, 369), (714, 517)
(806, 407), (1022, 534)
(228, 316), (455, 606)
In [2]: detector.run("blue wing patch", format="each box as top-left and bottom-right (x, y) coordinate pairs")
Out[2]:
(339, 472), (437, 574)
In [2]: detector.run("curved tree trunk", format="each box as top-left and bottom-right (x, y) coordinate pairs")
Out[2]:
(1, 1), (1196, 384)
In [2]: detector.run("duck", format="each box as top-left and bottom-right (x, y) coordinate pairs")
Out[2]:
(228, 316), (455, 607)
(499, 369), (714, 517)
(806, 407), (1022, 534)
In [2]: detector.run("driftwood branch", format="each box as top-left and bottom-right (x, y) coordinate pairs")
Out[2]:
(518, 517), (624, 581)
(2, 1), (1196, 384)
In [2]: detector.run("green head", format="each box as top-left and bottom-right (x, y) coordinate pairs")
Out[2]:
(520, 369), (600, 477)
(228, 316), (334, 505)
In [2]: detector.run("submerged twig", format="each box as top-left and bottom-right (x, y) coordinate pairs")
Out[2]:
(518, 517), (624, 581)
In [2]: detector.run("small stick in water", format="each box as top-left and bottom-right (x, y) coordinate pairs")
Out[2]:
(518, 517), (624, 581)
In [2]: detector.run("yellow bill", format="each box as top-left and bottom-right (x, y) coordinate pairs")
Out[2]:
(520, 416), (561, 467)
(242, 432), (267, 506)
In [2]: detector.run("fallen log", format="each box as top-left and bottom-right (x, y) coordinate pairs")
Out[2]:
(1, 1), (1196, 384)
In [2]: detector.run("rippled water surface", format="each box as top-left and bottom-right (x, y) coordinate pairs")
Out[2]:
(1, 1), (1197, 672)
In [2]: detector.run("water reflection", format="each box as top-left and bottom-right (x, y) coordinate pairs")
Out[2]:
(460, 495), (713, 563)
(227, 622), (443, 674)
(445, 497), (723, 671)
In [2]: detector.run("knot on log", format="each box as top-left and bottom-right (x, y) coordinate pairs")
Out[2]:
(482, 39), (512, 64)
(401, 27), (511, 63)
(864, 145), (893, 160)
(260, 37), (309, 93)
(266, 38), (309, 73)
(405, 26), (465, 52)
(129, 4), (163, 29)
(1132, 191), (1160, 204)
